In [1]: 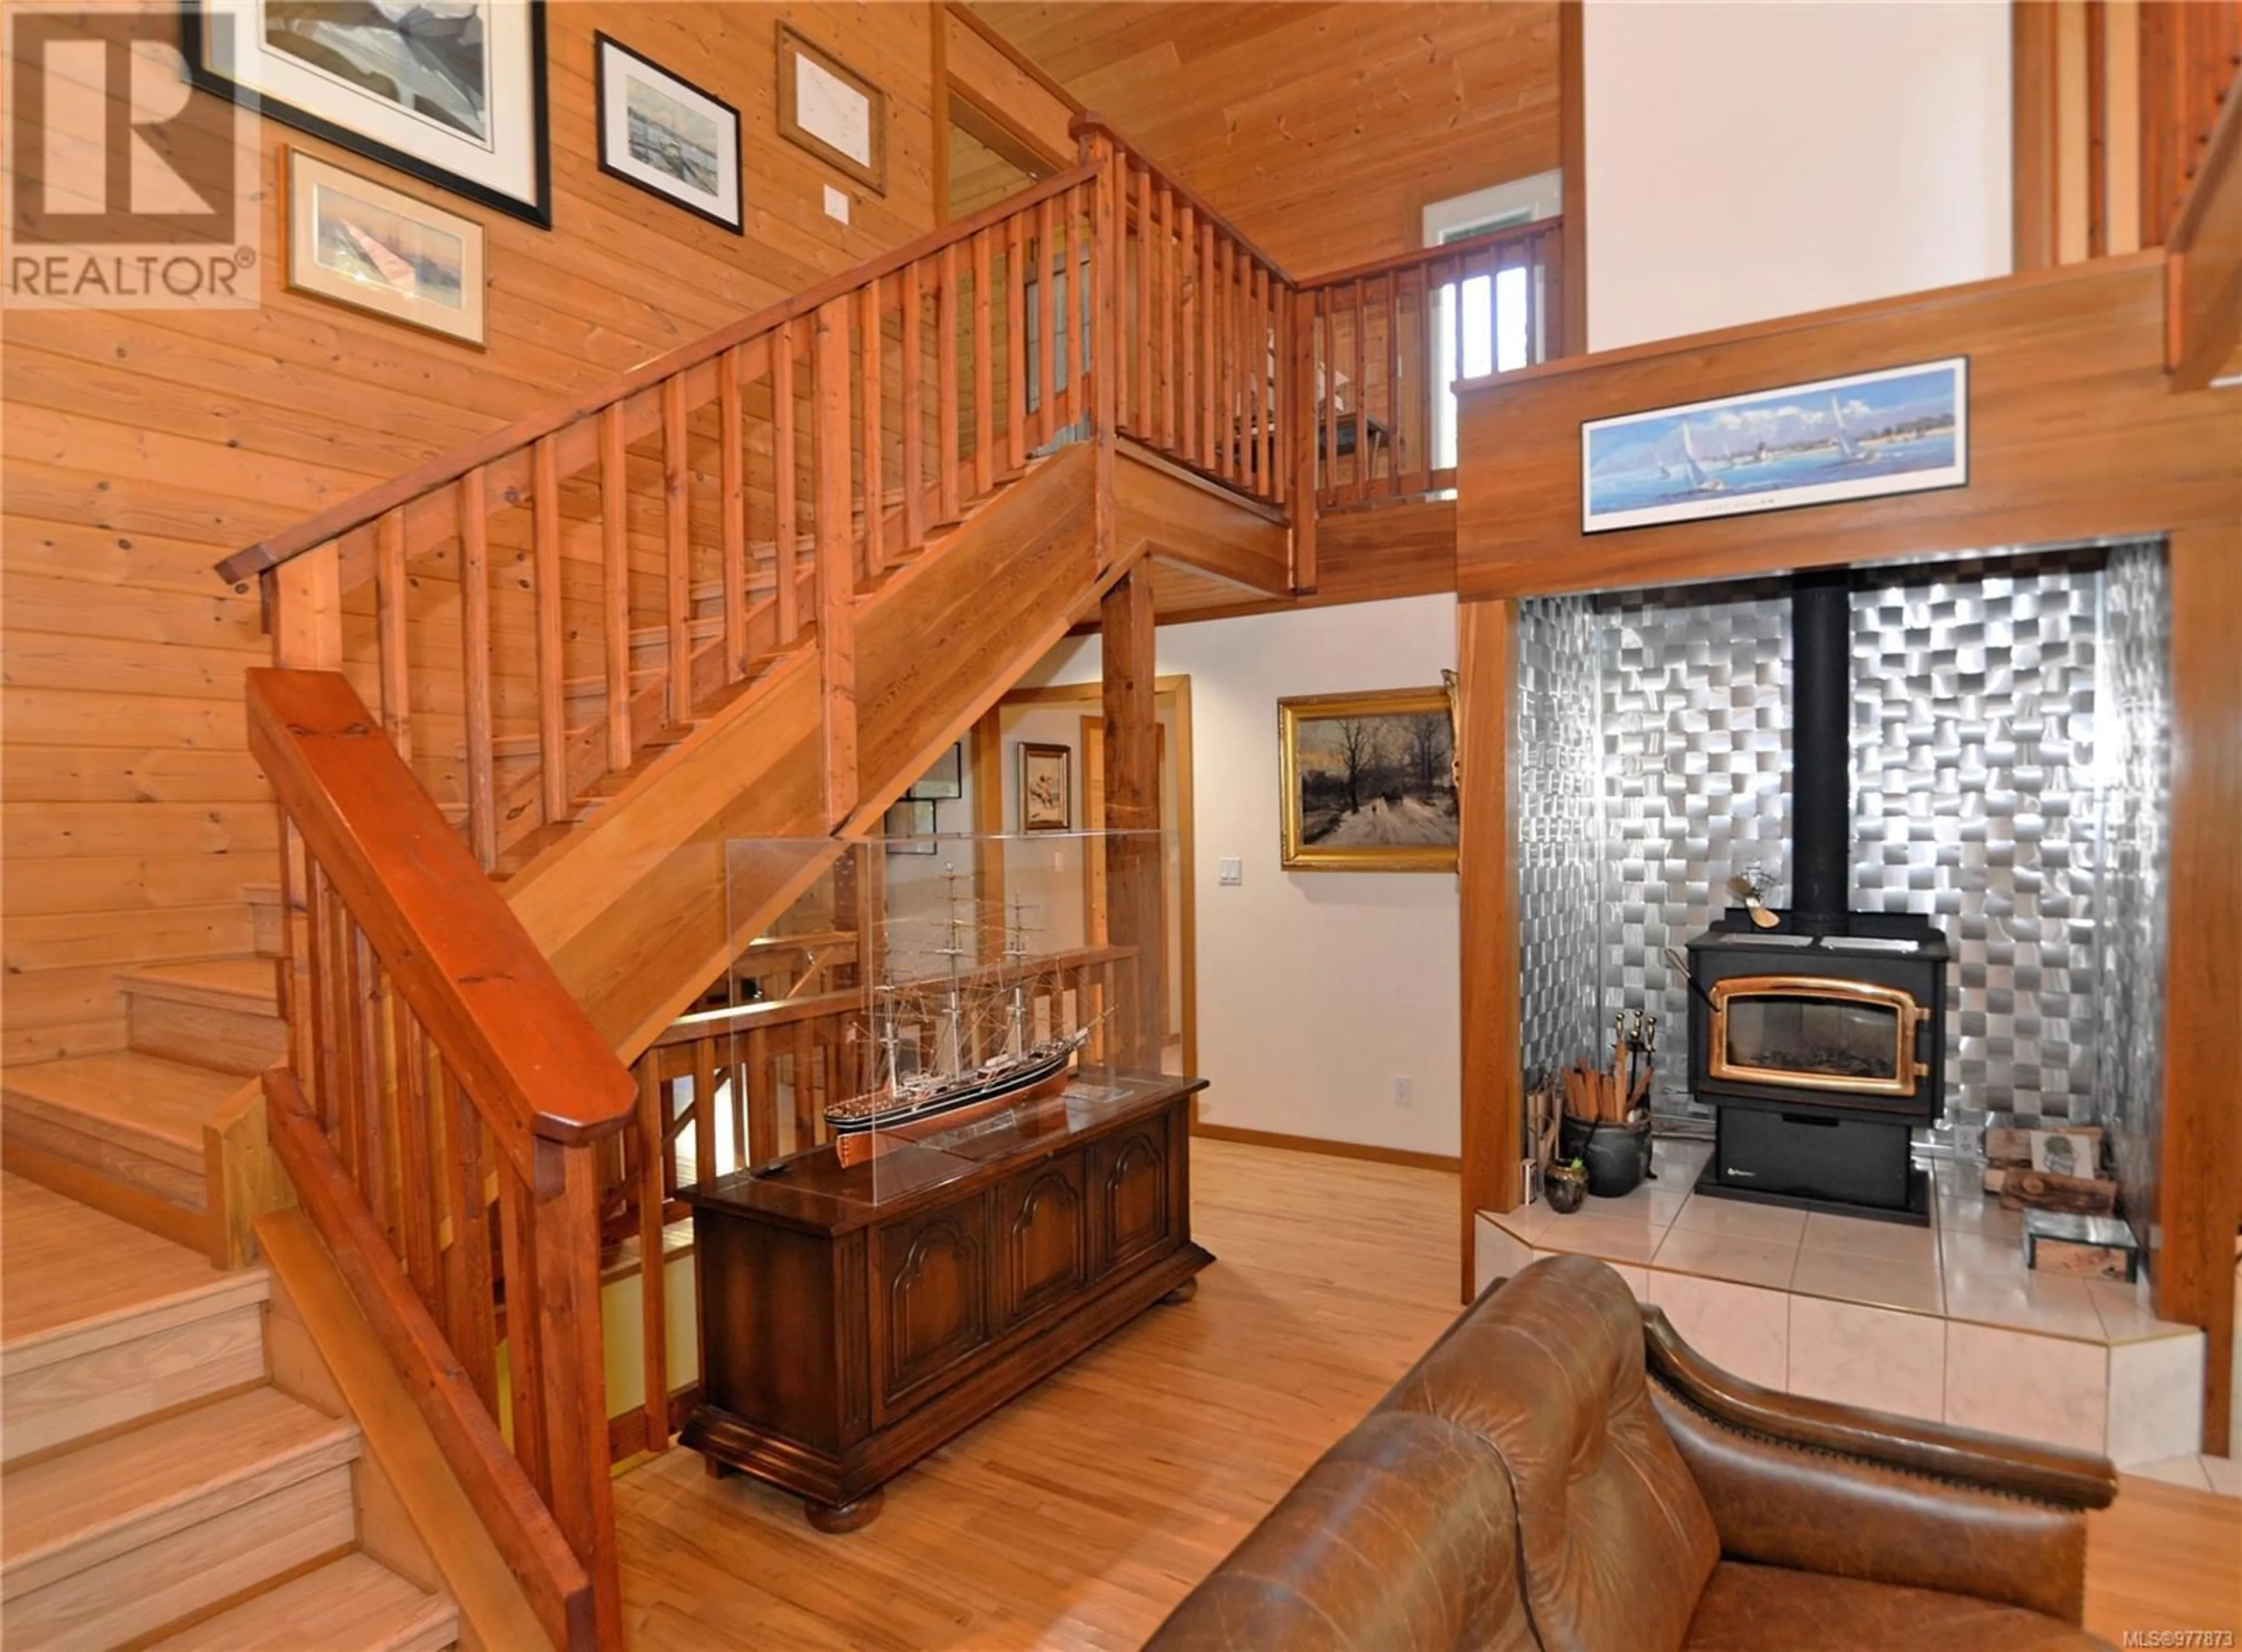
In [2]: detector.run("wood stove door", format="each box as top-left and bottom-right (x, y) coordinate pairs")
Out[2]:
(1708, 975), (1928, 1100)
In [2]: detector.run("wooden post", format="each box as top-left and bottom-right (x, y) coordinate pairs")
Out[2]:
(2159, 520), (2241, 1453)
(1099, 566), (1160, 1071)
(531, 1148), (625, 1652)
(1288, 286), (1318, 593)
(813, 297), (859, 828)
(1456, 597), (1522, 1304)
(1089, 130), (1121, 567)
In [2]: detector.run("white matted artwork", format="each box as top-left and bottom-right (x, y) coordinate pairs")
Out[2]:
(594, 34), (741, 232)
(184, 0), (549, 225)
(777, 23), (885, 194)
(285, 149), (486, 345)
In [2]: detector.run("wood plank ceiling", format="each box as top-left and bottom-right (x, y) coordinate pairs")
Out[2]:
(968, 1), (1561, 277)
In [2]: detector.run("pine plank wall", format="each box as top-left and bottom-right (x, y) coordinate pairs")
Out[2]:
(2, 2), (942, 1062)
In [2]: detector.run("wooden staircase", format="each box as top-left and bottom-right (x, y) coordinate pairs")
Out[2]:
(2, 894), (285, 1261)
(0, 1174), (457, 1649)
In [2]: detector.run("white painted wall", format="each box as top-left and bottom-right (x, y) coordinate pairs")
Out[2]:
(1025, 595), (1462, 1158)
(1583, 0), (2012, 351)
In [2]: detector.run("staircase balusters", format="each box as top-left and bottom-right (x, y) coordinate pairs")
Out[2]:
(902, 259), (927, 547)
(598, 405), (632, 773)
(857, 280), (884, 577)
(973, 227), (996, 499)
(1007, 211), (1029, 472)
(937, 240), (962, 524)
(812, 295), (859, 826)
(774, 315), (800, 645)
(719, 346), (748, 673)
(532, 436), (567, 824)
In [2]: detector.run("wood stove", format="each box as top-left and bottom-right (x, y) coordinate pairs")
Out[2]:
(1686, 572), (1948, 1225)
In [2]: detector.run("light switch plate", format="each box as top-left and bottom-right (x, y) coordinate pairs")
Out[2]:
(1217, 856), (1242, 886)
(823, 184), (850, 223)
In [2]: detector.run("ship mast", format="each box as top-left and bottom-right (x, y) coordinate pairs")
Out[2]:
(935, 864), (967, 1076)
(1005, 893), (1030, 1057)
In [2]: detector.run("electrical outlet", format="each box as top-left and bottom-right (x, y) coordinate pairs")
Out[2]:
(1392, 1075), (1413, 1108)
(823, 184), (850, 223)
(1217, 856), (1242, 886)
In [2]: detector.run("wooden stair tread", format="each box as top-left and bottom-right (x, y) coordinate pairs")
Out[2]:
(0, 1174), (262, 1359)
(144, 1552), (457, 1652)
(116, 957), (280, 1015)
(0, 1386), (357, 1587)
(2, 1051), (243, 1173)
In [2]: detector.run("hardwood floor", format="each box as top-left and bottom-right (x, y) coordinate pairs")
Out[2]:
(614, 1139), (2240, 1648)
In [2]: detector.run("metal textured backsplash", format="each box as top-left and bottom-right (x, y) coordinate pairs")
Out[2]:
(1513, 544), (2172, 1156)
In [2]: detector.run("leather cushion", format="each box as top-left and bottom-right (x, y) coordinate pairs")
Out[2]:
(1684, 1562), (2115, 1651)
(1385, 1254), (1720, 1652)
(1144, 1410), (1538, 1652)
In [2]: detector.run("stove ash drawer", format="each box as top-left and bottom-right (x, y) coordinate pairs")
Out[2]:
(1715, 1107), (1913, 1210)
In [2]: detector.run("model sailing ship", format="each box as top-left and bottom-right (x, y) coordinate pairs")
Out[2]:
(825, 872), (1091, 1164)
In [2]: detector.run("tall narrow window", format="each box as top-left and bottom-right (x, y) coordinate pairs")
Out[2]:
(1426, 172), (1561, 470)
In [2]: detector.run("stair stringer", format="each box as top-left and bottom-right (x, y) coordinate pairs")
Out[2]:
(503, 443), (1117, 1061)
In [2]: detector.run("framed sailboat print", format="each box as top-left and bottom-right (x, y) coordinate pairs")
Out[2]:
(1579, 357), (1968, 534)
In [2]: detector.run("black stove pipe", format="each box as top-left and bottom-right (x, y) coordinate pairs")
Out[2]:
(1790, 571), (1851, 936)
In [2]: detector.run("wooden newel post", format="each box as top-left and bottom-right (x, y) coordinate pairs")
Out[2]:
(267, 541), (345, 1054)
(1100, 565), (1161, 1071)
(813, 295), (860, 828)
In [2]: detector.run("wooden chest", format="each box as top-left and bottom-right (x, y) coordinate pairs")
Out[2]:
(681, 1072), (1211, 1527)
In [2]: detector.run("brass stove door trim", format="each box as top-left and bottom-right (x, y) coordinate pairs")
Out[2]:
(1707, 973), (1929, 1099)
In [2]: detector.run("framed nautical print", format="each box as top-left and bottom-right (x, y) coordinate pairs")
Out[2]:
(594, 34), (742, 233)
(1278, 689), (1458, 872)
(775, 23), (886, 194)
(183, 1), (552, 226)
(1018, 743), (1071, 833)
(284, 150), (486, 345)
(1579, 357), (1968, 534)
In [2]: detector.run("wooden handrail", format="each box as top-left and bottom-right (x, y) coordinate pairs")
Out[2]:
(246, 668), (635, 1174)
(1296, 216), (1564, 292)
(214, 160), (1098, 586)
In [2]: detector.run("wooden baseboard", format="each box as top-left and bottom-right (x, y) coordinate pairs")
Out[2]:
(1189, 1123), (1460, 1174)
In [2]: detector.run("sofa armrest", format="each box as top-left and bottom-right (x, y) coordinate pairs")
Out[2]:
(1644, 1306), (2116, 1623)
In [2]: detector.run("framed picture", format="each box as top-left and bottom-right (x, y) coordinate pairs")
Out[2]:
(776, 23), (886, 194)
(1579, 356), (1968, 534)
(285, 150), (486, 344)
(594, 34), (741, 233)
(2028, 1127), (2101, 1179)
(183, 1), (550, 226)
(882, 797), (938, 854)
(908, 743), (963, 802)
(1018, 743), (1071, 833)
(1279, 688), (1458, 872)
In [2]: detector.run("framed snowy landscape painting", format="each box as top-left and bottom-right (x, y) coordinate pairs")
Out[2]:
(1580, 357), (1968, 534)
(1278, 689), (1458, 873)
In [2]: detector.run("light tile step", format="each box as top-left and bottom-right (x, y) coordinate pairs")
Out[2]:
(1, 1387), (360, 1646)
(3, 1174), (267, 1465)
(2, 1052), (246, 1212)
(144, 1552), (458, 1652)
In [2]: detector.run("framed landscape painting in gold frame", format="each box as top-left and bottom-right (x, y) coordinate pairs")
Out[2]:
(285, 150), (486, 346)
(1278, 688), (1459, 872)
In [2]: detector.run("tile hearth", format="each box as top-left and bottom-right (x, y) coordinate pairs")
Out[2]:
(1475, 1138), (2213, 1480)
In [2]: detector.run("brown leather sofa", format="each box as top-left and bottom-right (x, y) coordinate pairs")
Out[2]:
(1150, 1253), (2119, 1651)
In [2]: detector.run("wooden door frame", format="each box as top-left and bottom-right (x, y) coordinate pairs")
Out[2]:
(973, 677), (1197, 1083)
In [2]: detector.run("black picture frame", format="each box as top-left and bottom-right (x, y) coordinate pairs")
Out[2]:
(907, 742), (963, 801)
(593, 33), (744, 235)
(179, 1), (553, 228)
